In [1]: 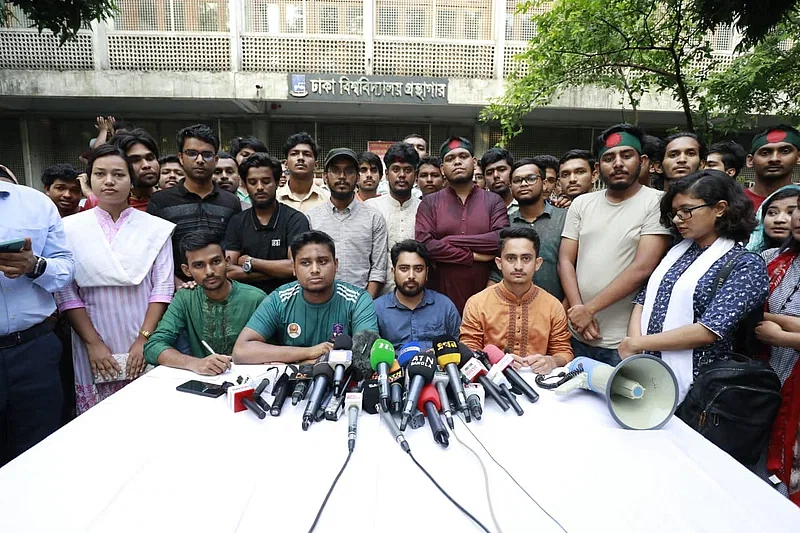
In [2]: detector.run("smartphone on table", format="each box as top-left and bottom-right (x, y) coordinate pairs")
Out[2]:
(176, 380), (226, 398)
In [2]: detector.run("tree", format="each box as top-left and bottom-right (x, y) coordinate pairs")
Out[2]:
(483, 0), (716, 143)
(704, 18), (800, 131)
(690, 0), (799, 46)
(0, 0), (117, 44)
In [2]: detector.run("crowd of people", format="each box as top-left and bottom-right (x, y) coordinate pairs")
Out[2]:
(1, 119), (800, 506)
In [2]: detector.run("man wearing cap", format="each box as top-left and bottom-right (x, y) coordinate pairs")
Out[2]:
(415, 136), (509, 314)
(558, 124), (671, 365)
(745, 125), (800, 211)
(307, 148), (389, 299)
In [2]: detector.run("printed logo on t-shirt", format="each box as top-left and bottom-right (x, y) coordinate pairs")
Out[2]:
(272, 238), (281, 247)
(287, 322), (302, 339)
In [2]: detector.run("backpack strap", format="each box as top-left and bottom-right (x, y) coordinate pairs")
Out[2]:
(710, 249), (748, 300)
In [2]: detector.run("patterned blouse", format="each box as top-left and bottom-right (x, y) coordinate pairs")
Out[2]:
(634, 242), (769, 376)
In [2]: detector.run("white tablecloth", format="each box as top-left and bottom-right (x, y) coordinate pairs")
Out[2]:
(0, 364), (798, 533)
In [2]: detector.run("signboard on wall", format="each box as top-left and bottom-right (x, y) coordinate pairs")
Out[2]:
(289, 74), (447, 104)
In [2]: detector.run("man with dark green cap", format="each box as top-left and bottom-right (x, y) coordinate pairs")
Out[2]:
(745, 125), (800, 211)
(559, 124), (671, 365)
(415, 136), (509, 314)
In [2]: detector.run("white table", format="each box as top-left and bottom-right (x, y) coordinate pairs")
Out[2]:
(0, 364), (798, 533)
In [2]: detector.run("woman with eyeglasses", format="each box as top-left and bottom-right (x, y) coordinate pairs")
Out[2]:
(618, 170), (768, 402)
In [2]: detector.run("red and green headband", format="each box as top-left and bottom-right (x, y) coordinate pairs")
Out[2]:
(751, 128), (800, 153)
(440, 138), (474, 158)
(597, 131), (642, 157)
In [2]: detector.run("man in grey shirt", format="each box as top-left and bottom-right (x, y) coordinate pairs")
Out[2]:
(308, 148), (388, 298)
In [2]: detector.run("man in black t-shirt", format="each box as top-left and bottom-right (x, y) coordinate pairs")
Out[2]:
(224, 153), (309, 294)
(147, 124), (241, 285)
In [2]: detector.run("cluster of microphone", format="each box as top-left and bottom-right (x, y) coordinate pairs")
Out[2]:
(237, 330), (541, 452)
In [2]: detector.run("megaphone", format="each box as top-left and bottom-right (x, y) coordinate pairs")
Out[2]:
(554, 355), (678, 430)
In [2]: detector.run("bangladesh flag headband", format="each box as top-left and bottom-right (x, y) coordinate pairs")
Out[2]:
(751, 129), (800, 152)
(440, 138), (474, 158)
(598, 131), (642, 157)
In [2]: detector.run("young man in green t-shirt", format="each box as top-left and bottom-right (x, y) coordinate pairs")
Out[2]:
(144, 232), (266, 375)
(233, 230), (379, 364)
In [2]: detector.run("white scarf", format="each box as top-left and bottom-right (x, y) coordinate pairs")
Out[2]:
(63, 208), (175, 287)
(640, 237), (735, 403)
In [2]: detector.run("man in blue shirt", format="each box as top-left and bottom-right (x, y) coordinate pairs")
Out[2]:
(374, 240), (461, 352)
(0, 180), (74, 466)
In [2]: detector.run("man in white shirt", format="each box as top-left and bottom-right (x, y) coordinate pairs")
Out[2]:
(365, 143), (422, 295)
(276, 132), (330, 213)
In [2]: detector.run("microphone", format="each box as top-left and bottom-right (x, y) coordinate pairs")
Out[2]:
(254, 377), (272, 412)
(484, 345), (539, 403)
(409, 408), (426, 430)
(397, 342), (422, 368)
(291, 364), (314, 405)
(400, 351), (436, 431)
(432, 335), (469, 416)
(222, 381), (266, 419)
(270, 371), (291, 416)
(345, 391), (362, 452)
(370, 338), (395, 412)
(329, 334), (353, 396)
(458, 343), (510, 412)
(302, 360), (333, 430)
(432, 371), (455, 429)
(388, 359), (404, 414)
(418, 384), (449, 447)
(474, 350), (524, 416)
(361, 379), (381, 415)
(379, 402), (410, 453)
(352, 330), (380, 378)
(465, 383), (485, 420)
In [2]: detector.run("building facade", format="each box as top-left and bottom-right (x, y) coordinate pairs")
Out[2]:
(0, 0), (759, 187)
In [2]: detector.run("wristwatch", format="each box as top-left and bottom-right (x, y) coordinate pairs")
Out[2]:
(139, 329), (152, 340)
(26, 256), (47, 279)
(242, 257), (253, 274)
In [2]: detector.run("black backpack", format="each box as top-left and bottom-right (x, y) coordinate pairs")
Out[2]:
(675, 250), (781, 465)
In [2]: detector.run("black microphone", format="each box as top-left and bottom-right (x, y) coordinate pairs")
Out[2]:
(291, 364), (314, 405)
(432, 335), (469, 416)
(418, 383), (449, 447)
(302, 360), (333, 430)
(329, 334), (353, 396)
(474, 351), (524, 416)
(400, 351), (436, 431)
(242, 396), (266, 419)
(485, 345), (539, 403)
(361, 379), (381, 415)
(352, 330), (380, 380)
(270, 371), (291, 416)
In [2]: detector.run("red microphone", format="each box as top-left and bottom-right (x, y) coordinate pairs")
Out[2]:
(458, 343), (510, 411)
(484, 345), (539, 403)
(418, 384), (449, 447)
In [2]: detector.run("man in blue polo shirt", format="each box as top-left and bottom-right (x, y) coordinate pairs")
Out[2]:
(374, 240), (461, 352)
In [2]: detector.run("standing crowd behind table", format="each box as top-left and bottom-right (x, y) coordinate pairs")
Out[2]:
(2, 120), (800, 507)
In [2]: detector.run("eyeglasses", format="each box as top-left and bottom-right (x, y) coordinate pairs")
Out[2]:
(182, 149), (216, 161)
(511, 175), (541, 185)
(668, 203), (713, 221)
(327, 168), (357, 178)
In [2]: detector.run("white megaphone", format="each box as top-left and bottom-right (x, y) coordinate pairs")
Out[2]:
(554, 355), (678, 430)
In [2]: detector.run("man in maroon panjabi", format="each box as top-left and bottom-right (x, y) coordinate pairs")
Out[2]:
(415, 137), (509, 314)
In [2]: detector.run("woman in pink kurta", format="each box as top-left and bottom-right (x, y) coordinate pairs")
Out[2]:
(55, 145), (174, 413)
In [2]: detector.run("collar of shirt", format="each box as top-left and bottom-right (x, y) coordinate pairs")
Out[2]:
(510, 202), (554, 224)
(95, 205), (134, 224)
(444, 182), (479, 202)
(249, 203), (281, 231)
(0, 180), (11, 197)
(387, 288), (435, 310)
(494, 281), (538, 305)
(384, 194), (419, 210)
(277, 182), (325, 202)
(329, 197), (358, 214)
(176, 179), (220, 199)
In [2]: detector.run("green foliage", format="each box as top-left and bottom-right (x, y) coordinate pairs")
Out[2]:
(704, 20), (800, 131)
(1, 0), (117, 44)
(690, 0), (799, 47)
(483, 0), (716, 143)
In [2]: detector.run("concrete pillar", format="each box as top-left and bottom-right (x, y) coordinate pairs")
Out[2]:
(20, 118), (32, 187)
(229, 0), (243, 72)
(91, 20), (109, 71)
(473, 123), (491, 156)
(492, 0), (506, 79)
(364, 0), (374, 75)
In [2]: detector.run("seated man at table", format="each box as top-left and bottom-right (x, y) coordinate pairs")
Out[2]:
(233, 230), (379, 364)
(374, 239), (461, 352)
(460, 227), (573, 374)
(143, 232), (266, 375)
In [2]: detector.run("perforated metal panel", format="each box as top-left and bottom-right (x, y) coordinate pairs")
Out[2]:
(505, 0), (546, 42)
(3, 5), (34, 28)
(242, 36), (365, 73)
(244, 0), (363, 35)
(503, 42), (528, 78)
(0, 31), (93, 70)
(108, 34), (231, 70)
(114, 0), (230, 32)
(375, 0), (492, 40)
(268, 120), (316, 157)
(488, 125), (595, 159)
(373, 40), (494, 78)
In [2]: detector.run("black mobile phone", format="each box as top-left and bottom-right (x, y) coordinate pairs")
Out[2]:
(176, 380), (226, 398)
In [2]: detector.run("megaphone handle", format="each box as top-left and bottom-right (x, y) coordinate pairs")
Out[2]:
(553, 374), (588, 396)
